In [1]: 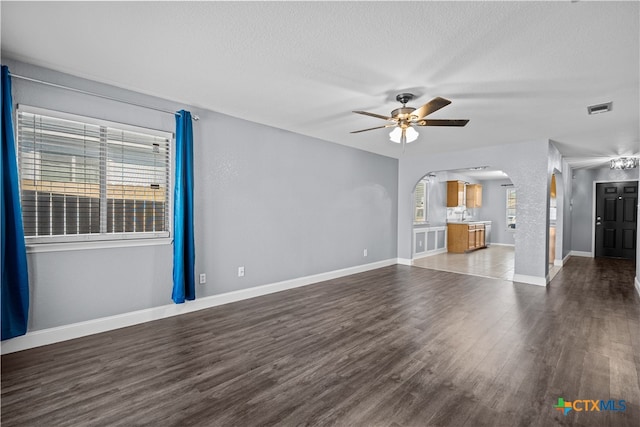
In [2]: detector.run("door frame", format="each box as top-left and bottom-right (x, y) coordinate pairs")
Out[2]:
(591, 179), (639, 258)
(550, 170), (564, 267)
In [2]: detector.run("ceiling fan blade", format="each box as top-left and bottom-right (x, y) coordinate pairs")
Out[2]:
(350, 124), (396, 134)
(411, 97), (452, 120)
(353, 110), (393, 121)
(416, 119), (469, 127)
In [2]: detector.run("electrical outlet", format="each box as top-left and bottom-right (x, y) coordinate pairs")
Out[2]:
(363, 248), (368, 257)
(199, 273), (206, 284)
(238, 266), (245, 277)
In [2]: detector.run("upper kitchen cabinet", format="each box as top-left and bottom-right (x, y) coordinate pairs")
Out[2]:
(466, 184), (483, 208)
(447, 181), (465, 207)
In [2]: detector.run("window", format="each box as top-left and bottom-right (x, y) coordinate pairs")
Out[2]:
(506, 187), (516, 230)
(17, 106), (172, 243)
(414, 179), (427, 223)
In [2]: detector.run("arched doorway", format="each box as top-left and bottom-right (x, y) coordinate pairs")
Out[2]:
(410, 166), (516, 281)
(548, 173), (563, 279)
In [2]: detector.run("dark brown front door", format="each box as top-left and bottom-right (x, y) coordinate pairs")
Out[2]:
(595, 181), (637, 259)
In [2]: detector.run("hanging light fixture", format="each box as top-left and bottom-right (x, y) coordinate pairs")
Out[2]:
(405, 127), (419, 142)
(388, 127), (403, 143)
(389, 126), (419, 144)
(610, 157), (638, 170)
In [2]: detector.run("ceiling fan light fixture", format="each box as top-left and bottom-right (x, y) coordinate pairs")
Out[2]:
(389, 126), (419, 143)
(389, 127), (403, 143)
(405, 126), (419, 143)
(353, 93), (467, 149)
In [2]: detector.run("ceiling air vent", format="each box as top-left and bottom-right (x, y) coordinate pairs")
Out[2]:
(587, 102), (612, 115)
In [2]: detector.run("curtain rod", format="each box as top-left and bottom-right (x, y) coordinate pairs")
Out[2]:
(9, 73), (199, 121)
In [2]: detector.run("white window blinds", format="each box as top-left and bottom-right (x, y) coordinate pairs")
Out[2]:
(17, 107), (171, 242)
(414, 180), (426, 223)
(506, 188), (516, 230)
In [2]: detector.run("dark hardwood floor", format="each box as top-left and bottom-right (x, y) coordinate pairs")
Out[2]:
(2, 257), (639, 426)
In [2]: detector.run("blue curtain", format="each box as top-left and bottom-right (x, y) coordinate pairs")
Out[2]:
(1, 66), (29, 340)
(172, 110), (195, 303)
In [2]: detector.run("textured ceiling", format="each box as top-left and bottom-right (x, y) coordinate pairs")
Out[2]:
(1, 1), (638, 165)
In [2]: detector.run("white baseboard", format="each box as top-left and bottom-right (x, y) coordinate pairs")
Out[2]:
(412, 248), (447, 260)
(635, 276), (640, 298)
(513, 274), (547, 287)
(1, 258), (397, 355)
(570, 250), (593, 258)
(560, 253), (571, 266)
(396, 258), (413, 266)
(553, 253), (570, 267)
(490, 243), (515, 247)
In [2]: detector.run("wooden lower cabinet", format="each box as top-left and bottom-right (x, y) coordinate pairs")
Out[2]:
(467, 227), (476, 250)
(448, 223), (486, 253)
(476, 227), (485, 249)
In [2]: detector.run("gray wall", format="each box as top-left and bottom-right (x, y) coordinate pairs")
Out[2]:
(196, 109), (398, 294)
(571, 169), (594, 253)
(477, 179), (516, 245)
(571, 166), (639, 254)
(426, 176), (447, 227)
(561, 160), (573, 259)
(6, 60), (398, 331)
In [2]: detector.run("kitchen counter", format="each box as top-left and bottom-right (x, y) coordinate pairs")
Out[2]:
(447, 220), (492, 225)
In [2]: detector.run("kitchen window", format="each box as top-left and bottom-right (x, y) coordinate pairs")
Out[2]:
(414, 179), (427, 223)
(506, 187), (516, 230)
(17, 106), (172, 244)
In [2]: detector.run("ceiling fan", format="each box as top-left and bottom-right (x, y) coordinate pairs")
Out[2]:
(351, 93), (469, 149)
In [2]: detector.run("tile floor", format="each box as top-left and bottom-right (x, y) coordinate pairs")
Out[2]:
(413, 245), (562, 282)
(413, 245), (515, 280)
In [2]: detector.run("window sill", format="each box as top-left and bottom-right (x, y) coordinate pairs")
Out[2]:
(26, 237), (172, 253)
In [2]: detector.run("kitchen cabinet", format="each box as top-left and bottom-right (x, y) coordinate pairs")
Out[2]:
(466, 184), (483, 208)
(475, 225), (485, 249)
(447, 181), (465, 207)
(447, 222), (486, 253)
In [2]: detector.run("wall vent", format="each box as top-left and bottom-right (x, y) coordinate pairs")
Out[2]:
(587, 102), (612, 115)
